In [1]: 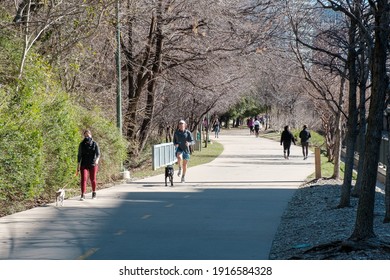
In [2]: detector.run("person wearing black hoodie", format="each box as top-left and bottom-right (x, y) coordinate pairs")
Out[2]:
(299, 124), (311, 160)
(77, 129), (100, 200)
(280, 125), (296, 159)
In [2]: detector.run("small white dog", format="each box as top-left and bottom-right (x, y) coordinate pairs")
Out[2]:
(55, 188), (65, 207)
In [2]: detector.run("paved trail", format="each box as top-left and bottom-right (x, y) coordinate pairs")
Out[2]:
(0, 129), (314, 260)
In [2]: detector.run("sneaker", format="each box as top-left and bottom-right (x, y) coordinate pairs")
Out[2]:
(80, 194), (85, 201)
(181, 176), (185, 183)
(177, 167), (182, 177)
(92, 192), (97, 199)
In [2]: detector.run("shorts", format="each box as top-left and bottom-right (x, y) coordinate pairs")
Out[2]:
(176, 148), (190, 160)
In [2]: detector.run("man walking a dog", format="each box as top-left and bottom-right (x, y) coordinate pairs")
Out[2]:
(174, 120), (195, 183)
(77, 129), (100, 200)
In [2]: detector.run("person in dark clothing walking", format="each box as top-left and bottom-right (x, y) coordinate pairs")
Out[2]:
(174, 120), (195, 183)
(299, 124), (311, 160)
(77, 129), (100, 200)
(212, 118), (220, 138)
(280, 125), (296, 159)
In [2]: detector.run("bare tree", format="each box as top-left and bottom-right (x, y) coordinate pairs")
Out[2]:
(314, 0), (373, 214)
(287, 0), (348, 179)
(11, 0), (107, 79)
(352, 49), (369, 197)
(350, 0), (390, 240)
(120, 0), (279, 155)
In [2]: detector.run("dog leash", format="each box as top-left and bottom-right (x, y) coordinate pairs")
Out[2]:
(59, 171), (79, 191)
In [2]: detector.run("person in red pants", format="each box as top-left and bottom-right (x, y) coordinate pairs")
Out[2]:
(77, 129), (100, 200)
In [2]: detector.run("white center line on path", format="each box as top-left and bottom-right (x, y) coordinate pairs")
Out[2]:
(141, 214), (151, 220)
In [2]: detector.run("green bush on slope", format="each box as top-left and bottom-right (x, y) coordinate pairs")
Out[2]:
(0, 29), (127, 215)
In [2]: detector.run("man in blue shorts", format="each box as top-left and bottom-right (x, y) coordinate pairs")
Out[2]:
(174, 120), (195, 183)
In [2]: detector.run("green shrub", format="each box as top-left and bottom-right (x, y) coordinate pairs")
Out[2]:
(0, 35), (127, 212)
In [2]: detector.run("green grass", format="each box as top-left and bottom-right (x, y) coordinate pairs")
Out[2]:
(306, 154), (357, 181)
(261, 130), (280, 142)
(130, 141), (224, 180)
(307, 154), (336, 180)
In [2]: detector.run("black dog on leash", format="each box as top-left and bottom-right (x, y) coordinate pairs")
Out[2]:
(165, 165), (174, 186)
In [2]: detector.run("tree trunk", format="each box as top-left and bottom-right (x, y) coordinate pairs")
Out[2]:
(350, 1), (390, 240)
(18, 0), (32, 79)
(332, 115), (342, 179)
(339, 16), (359, 208)
(124, 11), (155, 141)
(321, 112), (336, 163)
(138, 0), (164, 153)
(165, 125), (173, 143)
(352, 54), (368, 197)
(384, 149), (390, 223)
(138, 88), (155, 152)
(331, 77), (346, 180)
(124, 10), (136, 139)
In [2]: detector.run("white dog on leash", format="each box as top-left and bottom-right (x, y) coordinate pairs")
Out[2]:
(55, 188), (65, 207)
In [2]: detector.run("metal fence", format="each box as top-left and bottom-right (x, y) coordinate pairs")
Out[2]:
(152, 142), (177, 170)
(354, 133), (388, 169)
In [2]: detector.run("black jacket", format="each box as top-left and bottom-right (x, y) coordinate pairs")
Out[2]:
(281, 130), (296, 145)
(299, 129), (311, 143)
(78, 138), (100, 168)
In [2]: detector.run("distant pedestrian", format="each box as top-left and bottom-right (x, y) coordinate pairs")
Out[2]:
(247, 118), (254, 135)
(213, 118), (220, 138)
(254, 118), (261, 137)
(174, 120), (195, 183)
(280, 125), (296, 159)
(77, 129), (100, 200)
(299, 124), (311, 160)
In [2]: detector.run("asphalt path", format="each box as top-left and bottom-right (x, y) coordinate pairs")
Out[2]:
(0, 129), (314, 260)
